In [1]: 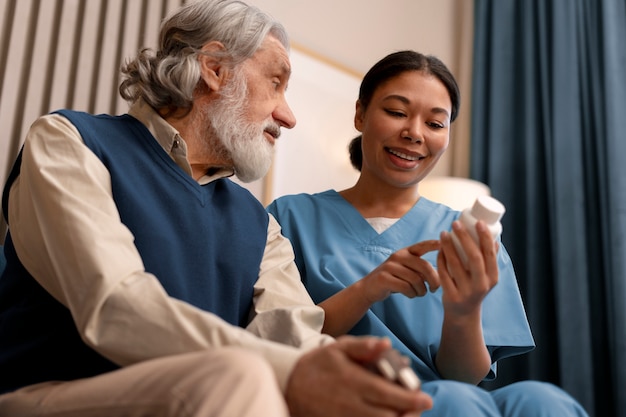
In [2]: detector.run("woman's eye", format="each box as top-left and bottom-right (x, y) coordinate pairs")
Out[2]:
(385, 109), (405, 117)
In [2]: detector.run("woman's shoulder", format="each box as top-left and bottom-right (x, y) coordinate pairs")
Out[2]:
(268, 189), (340, 211)
(414, 196), (461, 219)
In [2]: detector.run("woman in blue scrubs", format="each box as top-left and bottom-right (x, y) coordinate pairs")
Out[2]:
(267, 50), (588, 417)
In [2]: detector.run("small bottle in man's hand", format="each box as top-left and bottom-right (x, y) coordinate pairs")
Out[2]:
(374, 349), (421, 390)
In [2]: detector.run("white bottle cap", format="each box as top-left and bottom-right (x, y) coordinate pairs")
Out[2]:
(471, 195), (505, 224)
(398, 367), (421, 390)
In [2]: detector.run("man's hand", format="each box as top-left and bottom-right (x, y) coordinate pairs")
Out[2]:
(285, 336), (433, 417)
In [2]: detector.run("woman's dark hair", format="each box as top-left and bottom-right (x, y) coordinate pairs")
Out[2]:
(348, 50), (460, 171)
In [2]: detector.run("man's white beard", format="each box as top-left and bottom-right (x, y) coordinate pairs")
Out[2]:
(206, 69), (279, 183)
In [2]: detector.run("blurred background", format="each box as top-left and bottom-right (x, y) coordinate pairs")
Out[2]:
(0, 1), (624, 416)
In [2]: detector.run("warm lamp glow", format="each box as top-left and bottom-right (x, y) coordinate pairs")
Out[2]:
(420, 176), (491, 211)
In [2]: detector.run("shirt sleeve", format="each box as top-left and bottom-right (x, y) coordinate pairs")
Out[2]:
(7, 113), (327, 392)
(246, 214), (335, 351)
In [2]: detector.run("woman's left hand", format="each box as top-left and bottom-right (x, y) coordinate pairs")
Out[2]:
(437, 220), (499, 316)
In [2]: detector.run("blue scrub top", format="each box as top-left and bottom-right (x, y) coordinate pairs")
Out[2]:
(268, 190), (535, 382)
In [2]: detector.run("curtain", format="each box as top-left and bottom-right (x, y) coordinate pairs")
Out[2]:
(471, 1), (626, 417)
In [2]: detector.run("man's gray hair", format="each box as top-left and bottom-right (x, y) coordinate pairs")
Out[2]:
(119, 0), (289, 113)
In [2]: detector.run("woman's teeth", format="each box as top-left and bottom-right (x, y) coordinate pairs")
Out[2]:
(387, 148), (421, 161)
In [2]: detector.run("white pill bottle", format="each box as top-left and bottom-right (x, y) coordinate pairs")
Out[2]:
(451, 195), (506, 267)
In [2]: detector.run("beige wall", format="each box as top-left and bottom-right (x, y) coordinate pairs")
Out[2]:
(0, 0), (474, 235)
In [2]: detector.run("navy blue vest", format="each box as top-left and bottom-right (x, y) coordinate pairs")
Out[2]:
(0, 110), (268, 393)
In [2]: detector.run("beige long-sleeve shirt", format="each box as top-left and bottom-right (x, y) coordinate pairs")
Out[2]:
(6, 100), (333, 391)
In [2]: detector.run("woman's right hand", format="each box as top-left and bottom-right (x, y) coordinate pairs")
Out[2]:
(319, 239), (440, 336)
(357, 239), (441, 303)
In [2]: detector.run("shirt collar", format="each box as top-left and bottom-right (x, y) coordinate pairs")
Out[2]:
(128, 99), (235, 185)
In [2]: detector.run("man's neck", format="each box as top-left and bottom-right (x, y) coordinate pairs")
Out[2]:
(162, 106), (233, 180)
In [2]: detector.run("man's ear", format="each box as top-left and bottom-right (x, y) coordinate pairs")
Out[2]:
(198, 41), (229, 92)
(354, 100), (364, 132)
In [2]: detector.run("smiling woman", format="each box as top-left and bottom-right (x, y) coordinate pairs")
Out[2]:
(259, 46), (486, 210)
(267, 49), (590, 417)
(352, 69), (453, 198)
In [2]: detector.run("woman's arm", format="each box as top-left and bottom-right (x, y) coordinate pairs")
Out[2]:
(434, 220), (498, 383)
(320, 240), (440, 337)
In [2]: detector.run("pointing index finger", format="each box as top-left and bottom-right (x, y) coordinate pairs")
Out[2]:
(407, 239), (440, 256)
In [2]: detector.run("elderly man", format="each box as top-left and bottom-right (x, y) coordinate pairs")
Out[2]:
(0, 0), (431, 416)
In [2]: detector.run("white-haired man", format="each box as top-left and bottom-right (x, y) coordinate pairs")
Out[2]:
(0, 1), (432, 416)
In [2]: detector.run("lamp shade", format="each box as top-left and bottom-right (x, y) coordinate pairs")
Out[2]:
(420, 176), (491, 211)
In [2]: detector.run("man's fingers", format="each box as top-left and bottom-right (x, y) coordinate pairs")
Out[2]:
(335, 335), (392, 363)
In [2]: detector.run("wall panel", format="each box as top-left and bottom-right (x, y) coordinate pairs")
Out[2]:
(0, 0), (184, 238)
